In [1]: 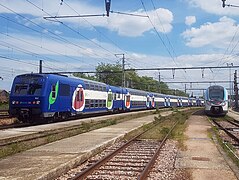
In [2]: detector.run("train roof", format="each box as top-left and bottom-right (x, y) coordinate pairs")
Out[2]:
(15, 73), (107, 86)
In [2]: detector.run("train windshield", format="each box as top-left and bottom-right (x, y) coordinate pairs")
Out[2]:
(13, 75), (44, 96)
(209, 89), (224, 100)
(14, 84), (42, 96)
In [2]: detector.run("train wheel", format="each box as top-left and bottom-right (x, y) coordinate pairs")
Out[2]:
(60, 112), (70, 120)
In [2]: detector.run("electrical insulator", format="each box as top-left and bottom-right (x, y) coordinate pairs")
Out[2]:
(234, 71), (238, 90)
(222, 0), (226, 8)
(105, 0), (111, 17)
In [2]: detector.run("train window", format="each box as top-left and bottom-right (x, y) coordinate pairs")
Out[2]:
(103, 86), (106, 91)
(126, 95), (130, 102)
(14, 84), (28, 95)
(118, 93), (121, 98)
(85, 83), (90, 89)
(80, 91), (83, 101)
(90, 84), (94, 90)
(76, 91), (80, 101)
(103, 100), (106, 107)
(99, 100), (103, 107)
(59, 84), (70, 96)
(51, 85), (56, 99)
(85, 99), (90, 108)
(95, 85), (99, 91)
(28, 84), (42, 95)
(90, 100), (94, 108)
(108, 93), (113, 101)
(114, 94), (117, 100)
(95, 100), (98, 107)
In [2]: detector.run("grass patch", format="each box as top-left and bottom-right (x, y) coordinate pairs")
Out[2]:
(124, 109), (196, 149)
(0, 103), (9, 111)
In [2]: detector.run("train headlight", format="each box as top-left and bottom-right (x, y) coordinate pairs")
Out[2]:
(36, 101), (40, 104)
(221, 101), (226, 106)
(12, 101), (15, 104)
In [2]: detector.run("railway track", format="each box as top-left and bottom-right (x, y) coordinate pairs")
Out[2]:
(69, 117), (179, 179)
(0, 110), (10, 119)
(212, 119), (239, 146)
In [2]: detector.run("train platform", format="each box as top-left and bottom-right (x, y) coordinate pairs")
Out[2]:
(175, 111), (238, 180)
(0, 110), (173, 180)
(0, 110), (154, 142)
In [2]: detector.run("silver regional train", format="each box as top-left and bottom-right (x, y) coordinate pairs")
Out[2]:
(204, 85), (228, 116)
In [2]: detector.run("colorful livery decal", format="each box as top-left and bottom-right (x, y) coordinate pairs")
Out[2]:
(107, 89), (113, 110)
(151, 96), (155, 108)
(72, 84), (85, 111)
(48, 81), (59, 109)
(125, 92), (131, 108)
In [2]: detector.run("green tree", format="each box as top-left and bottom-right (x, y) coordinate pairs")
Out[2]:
(96, 62), (122, 86)
(73, 73), (97, 81)
(73, 62), (188, 97)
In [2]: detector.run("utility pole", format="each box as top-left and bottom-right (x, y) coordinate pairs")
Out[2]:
(39, 60), (43, 73)
(115, 54), (125, 87)
(158, 72), (161, 93)
(122, 54), (125, 87)
(227, 63), (233, 107)
(234, 70), (238, 109)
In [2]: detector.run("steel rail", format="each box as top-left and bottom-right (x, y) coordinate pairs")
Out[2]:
(71, 118), (180, 179)
(70, 125), (152, 179)
(213, 119), (239, 144)
(226, 120), (239, 128)
(138, 119), (179, 180)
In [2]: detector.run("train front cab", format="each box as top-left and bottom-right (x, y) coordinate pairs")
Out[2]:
(9, 74), (46, 122)
(204, 85), (228, 116)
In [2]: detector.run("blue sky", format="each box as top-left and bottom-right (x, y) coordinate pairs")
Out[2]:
(0, 0), (239, 96)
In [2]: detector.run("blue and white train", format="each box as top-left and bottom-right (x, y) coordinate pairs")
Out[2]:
(204, 85), (228, 116)
(9, 73), (204, 122)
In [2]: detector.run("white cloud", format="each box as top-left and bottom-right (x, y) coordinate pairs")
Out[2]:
(185, 16), (196, 26)
(187, 0), (239, 16)
(0, 0), (173, 37)
(182, 16), (239, 48)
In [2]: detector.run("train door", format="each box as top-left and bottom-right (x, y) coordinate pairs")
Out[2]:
(48, 81), (59, 111)
(107, 89), (113, 110)
(168, 97), (171, 107)
(164, 97), (167, 107)
(125, 92), (131, 109)
(72, 84), (85, 112)
(146, 95), (150, 108)
(180, 98), (183, 107)
(151, 96), (155, 108)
